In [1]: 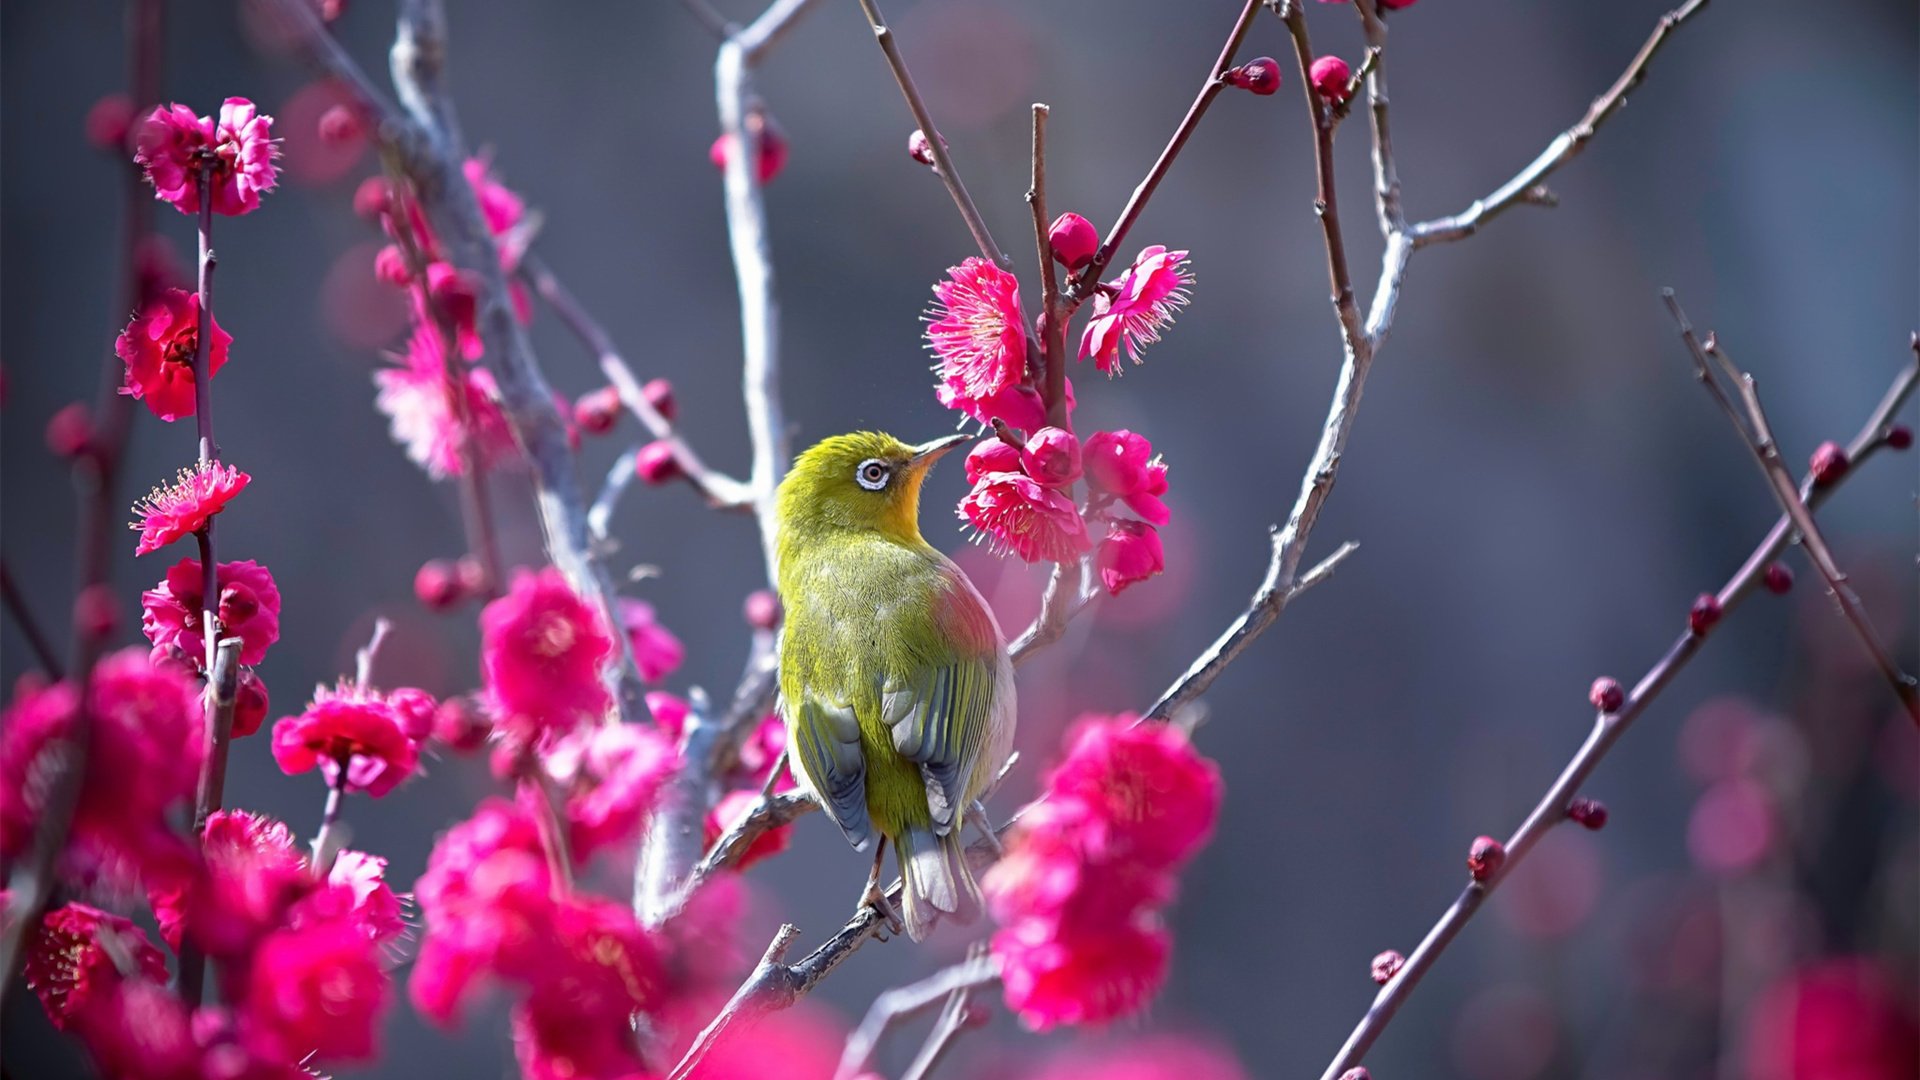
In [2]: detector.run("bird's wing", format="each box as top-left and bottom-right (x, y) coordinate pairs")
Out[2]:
(788, 690), (876, 852)
(878, 568), (1002, 837)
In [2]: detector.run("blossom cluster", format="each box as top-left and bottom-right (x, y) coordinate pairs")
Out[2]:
(925, 227), (1189, 594)
(983, 715), (1223, 1029)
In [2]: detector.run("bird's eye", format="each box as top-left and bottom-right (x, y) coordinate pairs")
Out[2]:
(855, 459), (892, 491)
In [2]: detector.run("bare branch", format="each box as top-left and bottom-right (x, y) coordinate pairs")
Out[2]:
(835, 954), (1000, 1080)
(1664, 295), (1920, 720)
(0, 560), (64, 679)
(854, 0), (1009, 268)
(1316, 350), (1919, 1080)
(1025, 103), (1068, 429)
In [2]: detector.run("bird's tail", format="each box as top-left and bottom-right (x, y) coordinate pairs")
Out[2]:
(897, 824), (981, 942)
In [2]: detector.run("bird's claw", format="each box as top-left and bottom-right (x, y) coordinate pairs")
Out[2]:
(863, 883), (905, 938)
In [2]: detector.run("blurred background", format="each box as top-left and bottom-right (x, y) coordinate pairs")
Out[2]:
(3, 1), (1916, 1077)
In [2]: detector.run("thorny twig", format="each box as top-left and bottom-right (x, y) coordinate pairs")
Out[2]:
(1664, 295), (1920, 720)
(835, 953), (1000, 1080)
(1316, 349), (1918, 1080)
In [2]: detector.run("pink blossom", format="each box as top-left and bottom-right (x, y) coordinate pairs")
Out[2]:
(1047, 715), (1221, 869)
(232, 669), (270, 739)
(1097, 520), (1165, 596)
(244, 918), (390, 1063)
(965, 437), (1024, 485)
(513, 998), (651, 1080)
(132, 98), (279, 216)
(983, 796), (1173, 934)
(739, 712), (791, 789)
(270, 684), (421, 796)
(140, 557), (281, 667)
(541, 720), (678, 861)
(424, 262), (485, 360)
(319, 849), (408, 944)
(1049, 212), (1099, 271)
(373, 323), (517, 478)
(65, 979), (202, 1080)
(1021, 426), (1082, 488)
(1310, 55), (1354, 105)
(481, 568), (616, 742)
(995, 916), (1171, 1030)
(433, 694), (493, 753)
(86, 94), (137, 152)
(1078, 245), (1192, 374)
(927, 257), (1027, 405)
(0, 652), (204, 882)
(938, 378), (1047, 431)
(1083, 429), (1171, 525)
(131, 461), (249, 556)
(708, 121), (790, 184)
(23, 902), (170, 1031)
(645, 691), (691, 743)
(618, 598), (686, 684)
(1743, 957), (1918, 1080)
(464, 157), (526, 244)
(1027, 1035), (1251, 1080)
(411, 800), (553, 1024)
(959, 471), (1091, 564)
(115, 288), (231, 422)
(149, 809), (306, 956)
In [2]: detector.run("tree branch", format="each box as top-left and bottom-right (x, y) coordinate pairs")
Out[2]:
(1025, 103), (1068, 429)
(1316, 348), (1918, 1080)
(0, 560), (64, 679)
(1664, 295), (1920, 720)
(835, 954), (1000, 1080)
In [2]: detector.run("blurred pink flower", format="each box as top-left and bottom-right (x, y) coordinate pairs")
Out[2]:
(424, 262), (485, 360)
(0, 652), (204, 882)
(928, 257), (1027, 405)
(708, 122), (790, 184)
(480, 568), (616, 743)
(411, 799), (553, 1025)
(996, 916), (1171, 1031)
(1744, 957), (1918, 1080)
(244, 918), (390, 1064)
(373, 323), (517, 479)
(464, 157), (526, 245)
(64, 979), (201, 1080)
(618, 598), (686, 684)
(1047, 715), (1221, 869)
(131, 461), (248, 555)
(540, 720), (678, 861)
(646, 690), (690, 742)
(23, 902), (170, 1031)
(1687, 777), (1775, 875)
(270, 684), (421, 797)
(132, 98), (279, 216)
(1097, 519), (1165, 596)
(115, 288), (230, 422)
(959, 471), (1090, 564)
(140, 557), (281, 667)
(1027, 1033), (1251, 1080)
(148, 809), (306, 955)
(1079, 245), (1191, 374)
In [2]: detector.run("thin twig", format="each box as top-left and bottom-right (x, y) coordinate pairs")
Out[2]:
(308, 765), (350, 877)
(353, 616), (392, 690)
(855, 0), (1009, 268)
(179, 635), (241, 1005)
(1664, 295), (1920, 720)
(1024, 103), (1068, 428)
(0, 560), (64, 679)
(676, 0), (739, 39)
(898, 960), (985, 1080)
(1407, 0), (1710, 247)
(1066, 0), (1263, 305)
(668, 924), (804, 1080)
(522, 254), (752, 510)
(835, 954), (1001, 1080)
(1315, 351), (1919, 1080)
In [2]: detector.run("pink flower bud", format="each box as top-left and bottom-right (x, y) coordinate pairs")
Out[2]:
(965, 438), (1024, 485)
(1339, 1070), (1372, 1080)
(1689, 592), (1722, 636)
(1021, 427), (1082, 488)
(233, 669), (270, 738)
(317, 104), (361, 146)
(573, 386), (621, 436)
(1467, 835), (1506, 882)
(1084, 429), (1152, 496)
(1808, 441), (1848, 486)
(414, 558), (464, 612)
(85, 94), (135, 152)
(1097, 520), (1165, 596)
(743, 589), (782, 631)
(709, 121), (789, 184)
(1310, 55), (1353, 105)
(1226, 57), (1282, 95)
(1370, 949), (1405, 985)
(45, 402), (93, 459)
(352, 176), (393, 221)
(74, 584), (120, 642)
(433, 695), (491, 753)
(1566, 798), (1608, 830)
(907, 128), (949, 167)
(635, 441), (682, 485)
(1762, 562), (1793, 595)
(373, 244), (411, 286)
(455, 555), (489, 597)
(643, 377), (678, 423)
(1888, 425), (1913, 450)
(1048, 212), (1099, 271)
(1588, 676), (1624, 714)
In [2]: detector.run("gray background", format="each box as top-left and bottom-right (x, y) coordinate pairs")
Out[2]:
(3, 1), (1916, 1077)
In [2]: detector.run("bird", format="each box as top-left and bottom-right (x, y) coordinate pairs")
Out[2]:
(773, 430), (1016, 941)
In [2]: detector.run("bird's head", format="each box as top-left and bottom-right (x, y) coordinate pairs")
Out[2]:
(775, 430), (969, 552)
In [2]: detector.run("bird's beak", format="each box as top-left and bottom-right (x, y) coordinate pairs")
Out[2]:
(908, 433), (970, 469)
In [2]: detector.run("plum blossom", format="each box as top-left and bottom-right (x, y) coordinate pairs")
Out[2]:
(538, 720), (678, 861)
(270, 683), (423, 797)
(115, 288), (231, 422)
(618, 598), (686, 684)
(244, 918), (390, 1064)
(23, 902), (170, 1031)
(140, 557), (281, 667)
(995, 917), (1172, 1031)
(373, 323), (517, 479)
(928, 257), (1027, 410)
(132, 98), (279, 216)
(130, 461), (249, 555)
(1021, 426), (1082, 489)
(1097, 519), (1165, 596)
(1083, 428), (1171, 525)
(959, 471), (1091, 564)
(1045, 716), (1222, 868)
(480, 568), (616, 743)
(1079, 245), (1192, 374)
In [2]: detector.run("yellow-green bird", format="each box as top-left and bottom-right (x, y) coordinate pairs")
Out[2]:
(774, 430), (1015, 941)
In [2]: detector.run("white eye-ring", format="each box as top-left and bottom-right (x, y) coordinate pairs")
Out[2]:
(855, 458), (892, 491)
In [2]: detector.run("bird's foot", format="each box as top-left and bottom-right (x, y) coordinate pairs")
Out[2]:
(862, 881), (905, 938)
